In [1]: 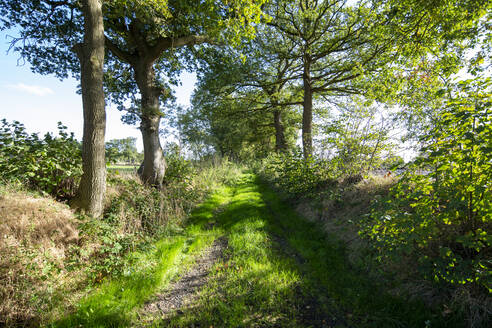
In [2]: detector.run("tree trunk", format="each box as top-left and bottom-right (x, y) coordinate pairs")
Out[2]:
(134, 62), (166, 188)
(302, 54), (313, 158)
(273, 109), (287, 152)
(72, 0), (106, 217)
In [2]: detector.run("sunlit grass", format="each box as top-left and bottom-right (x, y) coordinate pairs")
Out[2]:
(51, 173), (461, 327)
(160, 173), (458, 328)
(50, 187), (230, 327)
(160, 174), (306, 327)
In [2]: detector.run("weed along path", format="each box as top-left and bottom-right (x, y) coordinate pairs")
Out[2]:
(53, 173), (444, 328)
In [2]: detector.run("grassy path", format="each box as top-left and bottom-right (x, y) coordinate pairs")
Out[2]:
(53, 173), (452, 328)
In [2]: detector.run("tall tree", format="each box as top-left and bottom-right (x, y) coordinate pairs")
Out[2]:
(1, 0), (267, 188)
(72, 0), (106, 217)
(266, 0), (393, 158)
(184, 85), (287, 159)
(192, 36), (301, 154)
(105, 137), (141, 164)
(383, 0), (492, 143)
(0, 0), (107, 217)
(102, 0), (267, 187)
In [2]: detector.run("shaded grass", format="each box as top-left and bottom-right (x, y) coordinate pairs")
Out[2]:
(255, 176), (463, 328)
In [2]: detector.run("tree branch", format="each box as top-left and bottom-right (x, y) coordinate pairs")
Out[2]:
(105, 36), (136, 64)
(148, 35), (215, 62)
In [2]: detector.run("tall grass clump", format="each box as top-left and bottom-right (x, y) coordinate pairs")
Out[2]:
(255, 151), (338, 199)
(192, 155), (244, 189)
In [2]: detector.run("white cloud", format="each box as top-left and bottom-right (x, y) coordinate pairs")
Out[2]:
(6, 83), (54, 96)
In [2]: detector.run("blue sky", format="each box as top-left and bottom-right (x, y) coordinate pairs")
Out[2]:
(0, 30), (197, 152)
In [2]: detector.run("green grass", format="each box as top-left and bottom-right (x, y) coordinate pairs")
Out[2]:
(50, 187), (230, 327)
(51, 173), (463, 327)
(158, 173), (462, 328)
(107, 165), (138, 173)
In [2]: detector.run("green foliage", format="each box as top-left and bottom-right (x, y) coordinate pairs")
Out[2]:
(192, 156), (244, 188)
(182, 87), (284, 160)
(73, 215), (140, 283)
(0, 119), (82, 198)
(258, 151), (337, 198)
(162, 143), (195, 185)
(361, 78), (492, 293)
(105, 137), (142, 164)
(106, 174), (199, 235)
(318, 97), (396, 175)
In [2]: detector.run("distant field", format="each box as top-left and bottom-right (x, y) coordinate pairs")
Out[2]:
(108, 164), (138, 172)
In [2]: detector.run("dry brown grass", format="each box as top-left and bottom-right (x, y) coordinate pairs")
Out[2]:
(0, 186), (81, 326)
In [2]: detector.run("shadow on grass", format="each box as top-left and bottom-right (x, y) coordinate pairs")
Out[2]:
(254, 175), (464, 328)
(155, 174), (339, 327)
(159, 174), (463, 328)
(52, 174), (464, 328)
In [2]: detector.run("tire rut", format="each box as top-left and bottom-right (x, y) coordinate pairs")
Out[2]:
(139, 236), (228, 324)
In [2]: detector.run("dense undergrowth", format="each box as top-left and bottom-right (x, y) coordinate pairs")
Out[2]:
(0, 120), (82, 200)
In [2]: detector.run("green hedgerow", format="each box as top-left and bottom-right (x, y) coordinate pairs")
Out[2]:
(0, 119), (82, 199)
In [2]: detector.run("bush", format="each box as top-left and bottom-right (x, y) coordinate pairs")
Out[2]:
(257, 151), (337, 198)
(106, 172), (202, 234)
(163, 144), (195, 185)
(0, 119), (81, 199)
(360, 79), (492, 295)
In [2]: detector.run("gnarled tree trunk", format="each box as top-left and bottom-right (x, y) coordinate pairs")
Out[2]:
(72, 0), (106, 217)
(134, 61), (166, 188)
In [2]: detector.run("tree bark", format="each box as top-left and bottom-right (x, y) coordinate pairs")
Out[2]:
(273, 109), (287, 152)
(134, 61), (166, 188)
(105, 30), (213, 188)
(302, 54), (313, 158)
(72, 0), (106, 217)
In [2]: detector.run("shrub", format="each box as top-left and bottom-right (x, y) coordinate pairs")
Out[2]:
(163, 144), (195, 185)
(0, 119), (81, 199)
(106, 172), (202, 234)
(360, 79), (492, 295)
(257, 151), (337, 198)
